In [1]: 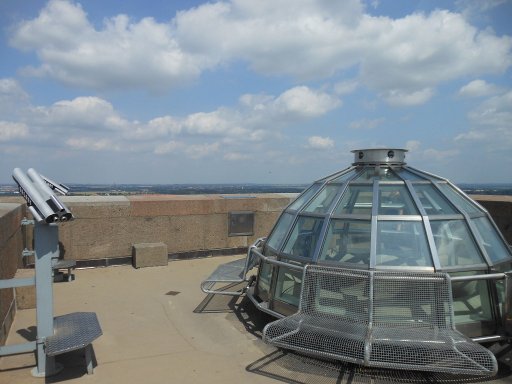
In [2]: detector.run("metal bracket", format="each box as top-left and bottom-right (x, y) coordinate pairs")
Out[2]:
(22, 248), (35, 258)
(21, 217), (35, 226)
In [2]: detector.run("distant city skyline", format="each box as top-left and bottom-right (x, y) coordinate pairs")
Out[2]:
(0, 0), (511, 184)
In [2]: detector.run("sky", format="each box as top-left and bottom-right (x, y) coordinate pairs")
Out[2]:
(0, 0), (511, 185)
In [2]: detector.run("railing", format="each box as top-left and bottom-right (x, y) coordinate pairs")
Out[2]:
(249, 243), (512, 343)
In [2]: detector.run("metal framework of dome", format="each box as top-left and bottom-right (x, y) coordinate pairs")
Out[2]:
(201, 148), (512, 376)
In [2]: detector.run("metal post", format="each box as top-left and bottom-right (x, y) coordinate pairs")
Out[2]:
(31, 223), (62, 377)
(505, 272), (512, 336)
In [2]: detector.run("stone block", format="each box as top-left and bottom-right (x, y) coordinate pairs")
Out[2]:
(14, 269), (36, 310)
(132, 242), (168, 268)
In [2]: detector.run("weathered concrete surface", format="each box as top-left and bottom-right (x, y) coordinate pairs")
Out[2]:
(13, 268), (35, 310)
(1, 256), (511, 384)
(54, 194), (294, 261)
(0, 203), (24, 346)
(0, 256), (277, 384)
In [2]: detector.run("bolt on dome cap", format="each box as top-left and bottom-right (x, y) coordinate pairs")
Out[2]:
(352, 148), (407, 165)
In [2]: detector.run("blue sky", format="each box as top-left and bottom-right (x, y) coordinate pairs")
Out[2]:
(0, 0), (511, 184)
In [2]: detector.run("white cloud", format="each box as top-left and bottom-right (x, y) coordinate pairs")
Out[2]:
(334, 80), (359, 95)
(405, 140), (421, 152)
(455, 91), (512, 149)
(184, 142), (220, 159)
(66, 137), (119, 151)
(274, 86), (341, 117)
(30, 97), (120, 130)
(379, 88), (435, 107)
(402, 141), (459, 165)
(154, 140), (220, 159)
(224, 152), (252, 161)
(184, 110), (244, 136)
(9, 1), (512, 103)
(154, 140), (185, 155)
(0, 78), (29, 116)
(360, 10), (511, 104)
(307, 136), (335, 149)
(349, 117), (385, 130)
(0, 78), (28, 101)
(458, 79), (501, 97)
(153, 140), (220, 159)
(456, 0), (509, 20)
(422, 148), (460, 161)
(10, 0), (201, 91)
(238, 87), (341, 128)
(1, 80), (337, 164)
(0, 121), (29, 141)
(467, 91), (512, 128)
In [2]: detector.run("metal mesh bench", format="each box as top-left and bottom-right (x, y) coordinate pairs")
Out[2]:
(52, 259), (76, 282)
(263, 265), (498, 376)
(45, 312), (102, 374)
(200, 238), (263, 296)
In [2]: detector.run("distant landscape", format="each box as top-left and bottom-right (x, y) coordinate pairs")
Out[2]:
(1, 183), (511, 197)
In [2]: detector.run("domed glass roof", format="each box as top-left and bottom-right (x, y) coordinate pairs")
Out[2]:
(263, 148), (512, 271)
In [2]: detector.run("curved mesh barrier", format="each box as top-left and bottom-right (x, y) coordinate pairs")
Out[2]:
(263, 265), (498, 376)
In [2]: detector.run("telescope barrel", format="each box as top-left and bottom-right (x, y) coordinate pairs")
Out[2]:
(12, 168), (59, 223)
(40, 174), (70, 195)
(27, 168), (74, 222)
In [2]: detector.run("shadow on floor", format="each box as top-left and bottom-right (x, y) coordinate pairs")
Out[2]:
(12, 325), (97, 383)
(44, 347), (98, 384)
(193, 282), (244, 314)
(246, 348), (512, 384)
(195, 288), (512, 384)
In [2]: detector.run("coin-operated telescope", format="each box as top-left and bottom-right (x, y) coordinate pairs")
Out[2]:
(12, 168), (73, 223)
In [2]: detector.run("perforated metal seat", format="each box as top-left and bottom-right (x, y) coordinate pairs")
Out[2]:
(45, 312), (102, 374)
(200, 238), (263, 296)
(263, 265), (498, 376)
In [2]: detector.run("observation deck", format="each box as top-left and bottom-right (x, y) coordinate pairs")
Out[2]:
(0, 194), (511, 383)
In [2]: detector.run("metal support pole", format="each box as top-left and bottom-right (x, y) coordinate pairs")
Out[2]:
(31, 223), (62, 377)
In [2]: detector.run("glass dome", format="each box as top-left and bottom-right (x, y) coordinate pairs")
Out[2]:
(252, 148), (512, 339)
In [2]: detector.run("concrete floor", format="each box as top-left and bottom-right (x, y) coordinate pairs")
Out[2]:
(1, 255), (511, 384)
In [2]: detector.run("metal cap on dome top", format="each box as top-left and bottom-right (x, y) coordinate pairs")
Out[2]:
(352, 148), (407, 165)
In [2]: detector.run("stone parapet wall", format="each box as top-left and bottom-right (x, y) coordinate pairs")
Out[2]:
(0, 203), (25, 345)
(57, 194), (295, 262)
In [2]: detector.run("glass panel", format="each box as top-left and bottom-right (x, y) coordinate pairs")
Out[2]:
(395, 169), (425, 181)
(353, 167), (375, 182)
(319, 219), (371, 266)
(303, 185), (339, 214)
(256, 261), (273, 298)
(376, 221), (432, 267)
(378, 185), (419, 215)
(333, 185), (373, 216)
(472, 217), (511, 263)
(274, 266), (302, 307)
(377, 167), (401, 181)
(329, 169), (357, 184)
(282, 216), (324, 259)
(412, 184), (458, 216)
(288, 183), (322, 211)
(450, 271), (494, 327)
(353, 167), (400, 182)
(265, 212), (294, 251)
(430, 220), (485, 267)
(437, 183), (481, 214)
